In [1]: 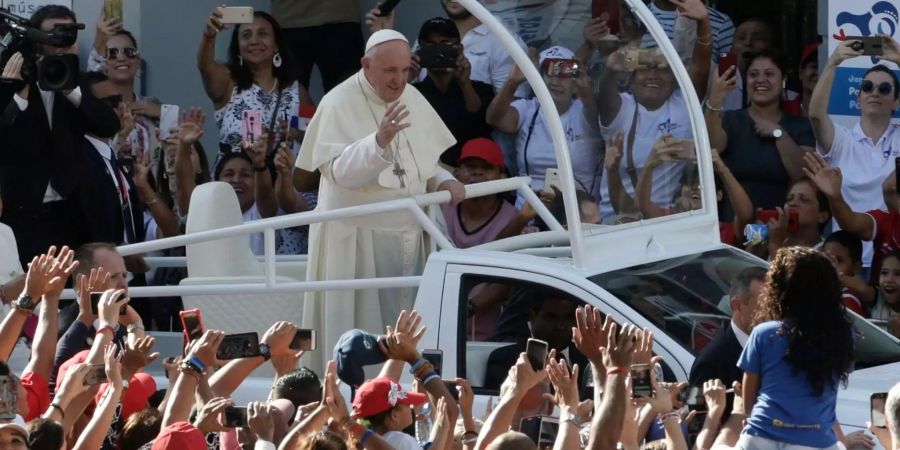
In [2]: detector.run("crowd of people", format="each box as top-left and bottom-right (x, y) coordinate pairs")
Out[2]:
(0, 0), (899, 449)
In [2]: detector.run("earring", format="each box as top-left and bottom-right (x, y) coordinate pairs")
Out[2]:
(273, 52), (282, 68)
(238, 56), (243, 66)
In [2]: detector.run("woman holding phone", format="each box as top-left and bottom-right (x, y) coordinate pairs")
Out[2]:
(199, 7), (312, 157)
(736, 246), (853, 449)
(705, 50), (815, 221)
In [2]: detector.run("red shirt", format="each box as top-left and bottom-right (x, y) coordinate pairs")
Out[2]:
(842, 286), (868, 317)
(21, 371), (50, 421)
(720, 222), (737, 246)
(867, 209), (900, 283)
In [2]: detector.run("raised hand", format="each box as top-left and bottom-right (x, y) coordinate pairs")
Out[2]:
(455, 51), (473, 86)
(604, 131), (625, 171)
(116, 103), (136, 139)
(243, 129), (269, 168)
(547, 358), (580, 411)
(671, 0), (709, 21)
(205, 6), (226, 38)
(131, 99), (162, 120)
(94, 6), (123, 54)
(194, 397), (231, 433)
(188, 330), (225, 369)
(376, 102), (411, 149)
(53, 363), (92, 405)
(708, 65), (737, 108)
(364, 3), (395, 33)
(273, 144), (296, 177)
(247, 401), (276, 442)
(453, 378), (475, 418)
(44, 246), (78, 300)
(631, 328), (656, 366)
(508, 47), (539, 86)
(104, 344), (123, 388)
(802, 152), (843, 199)
(703, 378), (727, 419)
(508, 352), (548, 397)
(380, 310), (426, 364)
(827, 39), (864, 69)
(583, 17), (611, 49)
(176, 121), (204, 146)
(97, 288), (128, 326)
(601, 322), (637, 369)
(572, 306), (612, 366)
(323, 360), (351, 425)
(23, 246), (63, 299)
(121, 336), (161, 378)
(261, 321), (300, 358)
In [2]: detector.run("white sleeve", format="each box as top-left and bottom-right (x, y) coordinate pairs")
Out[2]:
(253, 440), (276, 450)
(600, 93), (635, 137)
(64, 86), (82, 108)
(322, 132), (393, 189)
(87, 48), (107, 73)
(427, 165), (457, 191)
(817, 123), (849, 159)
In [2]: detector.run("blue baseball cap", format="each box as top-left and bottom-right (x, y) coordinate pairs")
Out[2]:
(333, 329), (387, 387)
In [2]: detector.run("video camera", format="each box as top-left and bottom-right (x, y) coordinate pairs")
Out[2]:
(0, 9), (84, 91)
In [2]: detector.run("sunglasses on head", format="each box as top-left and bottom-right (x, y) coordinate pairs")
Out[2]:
(861, 79), (893, 95)
(107, 47), (139, 60)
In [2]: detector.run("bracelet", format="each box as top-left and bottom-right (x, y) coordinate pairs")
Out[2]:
(96, 325), (115, 337)
(606, 366), (627, 375)
(421, 373), (441, 385)
(462, 436), (478, 446)
(563, 417), (582, 428)
(127, 322), (145, 334)
(658, 411), (680, 424)
(359, 429), (376, 447)
(50, 402), (65, 419)
(188, 355), (207, 372)
(704, 100), (724, 112)
(413, 361), (435, 380)
(409, 358), (428, 374)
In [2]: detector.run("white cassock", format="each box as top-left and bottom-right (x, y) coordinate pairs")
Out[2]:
(296, 69), (456, 371)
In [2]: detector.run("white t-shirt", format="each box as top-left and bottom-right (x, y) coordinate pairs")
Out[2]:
(242, 203), (264, 256)
(511, 98), (601, 195)
(599, 90), (693, 219)
(382, 431), (423, 450)
(820, 123), (900, 266)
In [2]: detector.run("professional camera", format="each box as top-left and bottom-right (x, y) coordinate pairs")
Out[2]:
(0, 9), (84, 91)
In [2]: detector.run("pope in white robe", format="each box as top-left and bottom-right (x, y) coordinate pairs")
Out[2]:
(295, 30), (464, 371)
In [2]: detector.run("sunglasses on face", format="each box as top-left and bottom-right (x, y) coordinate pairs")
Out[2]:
(861, 79), (894, 96)
(107, 47), (139, 59)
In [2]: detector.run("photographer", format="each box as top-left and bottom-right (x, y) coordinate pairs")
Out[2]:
(413, 17), (494, 166)
(0, 5), (120, 269)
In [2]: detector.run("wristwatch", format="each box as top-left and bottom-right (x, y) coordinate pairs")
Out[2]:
(259, 343), (271, 361)
(772, 128), (784, 139)
(13, 295), (36, 314)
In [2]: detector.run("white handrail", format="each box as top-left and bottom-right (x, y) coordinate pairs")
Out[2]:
(455, 0), (587, 267)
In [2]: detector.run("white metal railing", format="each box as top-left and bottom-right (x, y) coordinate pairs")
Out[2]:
(61, 177), (561, 299)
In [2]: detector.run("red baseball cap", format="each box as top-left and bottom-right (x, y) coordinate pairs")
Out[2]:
(459, 138), (504, 169)
(800, 43), (818, 67)
(152, 422), (207, 450)
(351, 377), (427, 419)
(95, 372), (157, 421)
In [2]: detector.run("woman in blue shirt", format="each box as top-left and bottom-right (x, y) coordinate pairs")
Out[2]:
(737, 246), (854, 449)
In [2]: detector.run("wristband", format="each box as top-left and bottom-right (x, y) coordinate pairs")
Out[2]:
(96, 325), (115, 337)
(422, 373), (441, 385)
(188, 355), (207, 372)
(704, 100), (724, 112)
(409, 358), (428, 374)
(359, 429), (376, 447)
(50, 402), (65, 419)
(658, 411), (680, 424)
(606, 366), (627, 375)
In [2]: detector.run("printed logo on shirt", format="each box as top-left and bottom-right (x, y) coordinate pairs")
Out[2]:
(657, 118), (679, 134)
(565, 126), (583, 142)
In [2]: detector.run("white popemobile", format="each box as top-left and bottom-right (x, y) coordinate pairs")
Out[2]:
(92, 0), (899, 445)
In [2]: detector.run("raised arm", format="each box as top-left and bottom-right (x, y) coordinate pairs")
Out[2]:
(72, 345), (124, 450)
(548, 359), (582, 450)
(674, 0), (712, 96)
(811, 41), (861, 154)
(474, 354), (547, 450)
(174, 118), (204, 215)
(587, 322), (637, 450)
(712, 150), (754, 236)
(604, 132), (636, 215)
(244, 132), (278, 218)
(197, 7), (234, 108)
(598, 50), (626, 126)
(637, 135), (680, 219)
(274, 145), (309, 214)
(210, 322), (299, 397)
(132, 149), (181, 238)
(485, 52), (529, 134)
(693, 379), (727, 450)
(803, 153), (875, 240)
(26, 246), (77, 381)
(704, 66), (736, 153)
(162, 330), (224, 428)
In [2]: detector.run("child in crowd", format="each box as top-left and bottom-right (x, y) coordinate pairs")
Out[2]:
(440, 138), (519, 249)
(822, 230), (874, 316)
(874, 250), (900, 337)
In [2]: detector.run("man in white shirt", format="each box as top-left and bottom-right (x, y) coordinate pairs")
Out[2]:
(809, 38), (900, 273)
(0, 5), (120, 268)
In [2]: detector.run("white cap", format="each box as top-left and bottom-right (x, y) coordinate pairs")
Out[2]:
(0, 415), (28, 440)
(539, 46), (575, 65)
(365, 29), (409, 53)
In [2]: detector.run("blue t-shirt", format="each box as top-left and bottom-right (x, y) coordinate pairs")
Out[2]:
(737, 321), (840, 447)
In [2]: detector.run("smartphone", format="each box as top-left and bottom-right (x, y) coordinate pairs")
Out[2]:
(223, 406), (249, 427)
(159, 104), (179, 140)
(90, 292), (127, 316)
(544, 168), (561, 194)
(592, 0), (621, 36)
(0, 367), (17, 420)
(83, 364), (108, 386)
(216, 332), (261, 360)
(444, 380), (460, 401)
(242, 110), (263, 143)
(718, 52), (737, 77)
(377, 0), (402, 17)
(630, 364), (654, 398)
(525, 338), (549, 371)
(872, 392), (888, 428)
(417, 44), (459, 69)
(757, 209), (799, 233)
(104, 0), (122, 21)
(519, 416), (559, 448)
(218, 6), (254, 24)
(847, 36), (884, 56)
(289, 329), (317, 351)
(422, 349), (443, 376)
(678, 385), (706, 408)
(179, 309), (205, 342)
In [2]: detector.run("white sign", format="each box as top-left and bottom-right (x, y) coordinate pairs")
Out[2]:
(1, 0), (72, 18)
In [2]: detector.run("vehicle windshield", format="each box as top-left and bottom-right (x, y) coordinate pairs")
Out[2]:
(589, 247), (900, 369)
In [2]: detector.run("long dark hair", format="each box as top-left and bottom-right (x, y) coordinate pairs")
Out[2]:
(755, 247), (854, 395)
(155, 142), (211, 210)
(226, 11), (298, 92)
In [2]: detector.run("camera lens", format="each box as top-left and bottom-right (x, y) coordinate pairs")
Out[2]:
(42, 58), (68, 88)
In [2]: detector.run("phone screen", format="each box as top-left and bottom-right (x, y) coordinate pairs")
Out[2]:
(525, 338), (548, 371)
(224, 406), (248, 427)
(180, 309), (204, 341)
(872, 392), (888, 428)
(630, 364), (654, 398)
(422, 350), (443, 376)
(0, 371), (18, 420)
(216, 333), (261, 360)
(83, 364), (108, 386)
(159, 104), (179, 140)
(289, 329), (316, 351)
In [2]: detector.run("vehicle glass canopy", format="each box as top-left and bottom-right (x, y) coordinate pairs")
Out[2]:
(590, 247), (900, 369)
(459, 0), (717, 257)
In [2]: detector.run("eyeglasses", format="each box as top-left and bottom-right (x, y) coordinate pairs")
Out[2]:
(860, 79), (894, 96)
(107, 47), (139, 60)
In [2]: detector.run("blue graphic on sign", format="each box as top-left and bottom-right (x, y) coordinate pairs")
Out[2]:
(828, 67), (900, 118)
(834, 1), (899, 64)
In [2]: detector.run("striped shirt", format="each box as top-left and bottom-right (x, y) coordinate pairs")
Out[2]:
(643, 2), (735, 62)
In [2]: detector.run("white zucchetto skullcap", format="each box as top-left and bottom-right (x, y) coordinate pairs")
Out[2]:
(365, 29), (409, 53)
